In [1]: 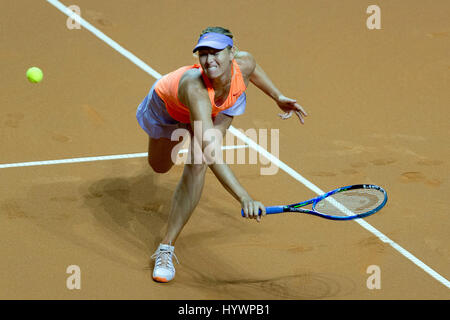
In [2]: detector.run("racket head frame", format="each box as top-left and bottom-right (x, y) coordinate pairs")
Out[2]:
(240, 184), (387, 220)
(288, 184), (388, 220)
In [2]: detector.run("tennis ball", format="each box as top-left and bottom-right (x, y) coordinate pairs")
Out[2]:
(26, 67), (43, 83)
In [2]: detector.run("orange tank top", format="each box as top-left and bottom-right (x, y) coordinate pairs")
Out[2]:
(154, 59), (246, 123)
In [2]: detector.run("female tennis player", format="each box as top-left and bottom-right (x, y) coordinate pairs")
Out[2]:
(136, 27), (307, 282)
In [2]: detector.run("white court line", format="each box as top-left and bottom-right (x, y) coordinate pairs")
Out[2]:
(44, 0), (450, 289)
(0, 145), (248, 169)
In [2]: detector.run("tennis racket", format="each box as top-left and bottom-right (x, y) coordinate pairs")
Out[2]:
(241, 184), (387, 220)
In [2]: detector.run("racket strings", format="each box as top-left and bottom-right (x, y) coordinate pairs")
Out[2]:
(314, 189), (385, 216)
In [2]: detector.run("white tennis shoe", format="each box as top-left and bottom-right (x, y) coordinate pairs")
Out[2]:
(151, 243), (179, 283)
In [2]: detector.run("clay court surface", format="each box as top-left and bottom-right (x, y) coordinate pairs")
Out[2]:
(1, 0), (449, 299)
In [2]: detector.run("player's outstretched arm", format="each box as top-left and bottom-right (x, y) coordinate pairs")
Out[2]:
(240, 51), (308, 124)
(179, 78), (266, 222)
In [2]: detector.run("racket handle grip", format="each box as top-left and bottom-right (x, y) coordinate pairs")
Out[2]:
(241, 206), (284, 217)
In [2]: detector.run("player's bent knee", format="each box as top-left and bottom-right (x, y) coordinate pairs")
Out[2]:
(148, 157), (173, 174)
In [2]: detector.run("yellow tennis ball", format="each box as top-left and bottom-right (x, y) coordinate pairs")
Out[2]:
(26, 67), (44, 83)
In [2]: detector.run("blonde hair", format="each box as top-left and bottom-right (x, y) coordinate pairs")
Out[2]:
(199, 26), (233, 39)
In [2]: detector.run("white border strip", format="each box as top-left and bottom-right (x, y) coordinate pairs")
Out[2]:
(0, 145), (248, 169)
(43, 0), (450, 289)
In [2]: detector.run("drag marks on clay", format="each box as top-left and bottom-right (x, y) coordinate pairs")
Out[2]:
(228, 273), (355, 299)
(84, 9), (114, 27)
(424, 179), (442, 187)
(177, 240), (357, 299)
(341, 168), (359, 175)
(426, 31), (449, 39)
(370, 158), (397, 166)
(332, 140), (378, 156)
(0, 199), (31, 219)
(369, 133), (427, 142)
(82, 104), (106, 126)
(311, 157), (397, 179)
(350, 161), (367, 168)
(49, 195), (79, 203)
(314, 140), (400, 179)
(399, 172), (442, 187)
(254, 272), (356, 299)
(358, 235), (389, 254)
(183, 267), (356, 299)
(416, 159), (444, 166)
(1, 112), (25, 129)
(332, 136), (445, 188)
(286, 244), (316, 254)
(50, 131), (72, 143)
(400, 172), (426, 183)
(223, 242), (317, 254)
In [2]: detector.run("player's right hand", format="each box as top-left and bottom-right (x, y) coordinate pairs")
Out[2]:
(241, 196), (266, 222)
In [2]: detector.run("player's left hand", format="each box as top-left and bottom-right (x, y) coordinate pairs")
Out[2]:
(276, 95), (308, 124)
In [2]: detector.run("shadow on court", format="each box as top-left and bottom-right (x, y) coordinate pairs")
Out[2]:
(82, 171), (173, 254)
(82, 171), (357, 299)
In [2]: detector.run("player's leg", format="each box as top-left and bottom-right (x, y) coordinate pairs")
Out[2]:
(161, 113), (234, 244)
(147, 135), (185, 173)
(152, 114), (234, 282)
(152, 137), (207, 282)
(161, 159), (208, 245)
